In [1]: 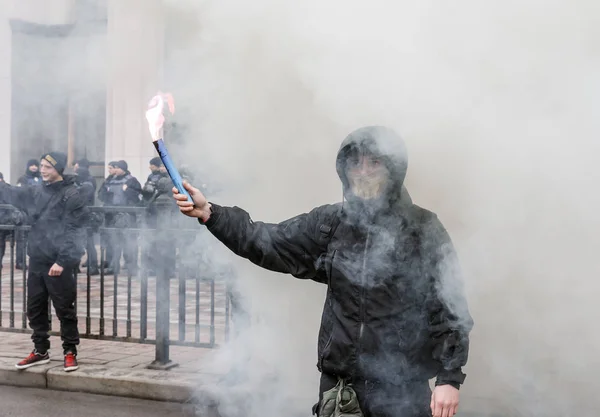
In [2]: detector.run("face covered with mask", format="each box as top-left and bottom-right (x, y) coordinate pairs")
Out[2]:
(345, 148), (390, 200)
(336, 126), (411, 214)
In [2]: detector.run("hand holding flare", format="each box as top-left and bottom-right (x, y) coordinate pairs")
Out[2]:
(145, 92), (192, 201)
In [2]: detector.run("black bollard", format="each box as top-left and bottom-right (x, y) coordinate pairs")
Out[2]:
(148, 197), (178, 370)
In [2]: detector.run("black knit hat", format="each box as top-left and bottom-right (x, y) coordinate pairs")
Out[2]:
(41, 152), (68, 175)
(149, 157), (163, 167)
(26, 159), (39, 169)
(76, 158), (90, 169)
(113, 160), (128, 172)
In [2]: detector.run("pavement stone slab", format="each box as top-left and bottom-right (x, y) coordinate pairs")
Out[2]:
(46, 365), (218, 403)
(0, 357), (56, 389)
(0, 331), (227, 407)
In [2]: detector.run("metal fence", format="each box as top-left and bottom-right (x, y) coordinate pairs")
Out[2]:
(0, 202), (232, 368)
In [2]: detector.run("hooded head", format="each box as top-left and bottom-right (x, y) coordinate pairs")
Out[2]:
(26, 159), (40, 174)
(75, 158), (90, 169)
(336, 126), (411, 213)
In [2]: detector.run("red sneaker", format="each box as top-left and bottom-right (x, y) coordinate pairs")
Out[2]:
(15, 350), (50, 370)
(64, 352), (79, 372)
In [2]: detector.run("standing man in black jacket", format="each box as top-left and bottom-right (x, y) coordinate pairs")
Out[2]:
(11, 152), (87, 373)
(172, 126), (473, 417)
(15, 159), (43, 270)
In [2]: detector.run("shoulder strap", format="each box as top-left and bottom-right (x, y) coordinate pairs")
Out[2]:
(62, 185), (79, 203)
(318, 205), (342, 247)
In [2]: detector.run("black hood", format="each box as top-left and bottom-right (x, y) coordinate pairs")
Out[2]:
(336, 126), (412, 213)
(76, 167), (92, 179)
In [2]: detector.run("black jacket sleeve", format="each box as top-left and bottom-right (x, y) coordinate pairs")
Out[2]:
(125, 177), (142, 205)
(80, 182), (95, 206)
(56, 190), (88, 268)
(8, 184), (34, 212)
(202, 203), (338, 279)
(141, 175), (157, 200)
(422, 213), (474, 389)
(97, 177), (112, 204)
(15, 175), (26, 187)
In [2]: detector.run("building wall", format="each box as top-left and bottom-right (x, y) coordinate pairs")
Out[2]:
(0, 0), (77, 184)
(0, 0), (165, 185)
(104, 0), (164, 184)
(0, 7), (11, 183)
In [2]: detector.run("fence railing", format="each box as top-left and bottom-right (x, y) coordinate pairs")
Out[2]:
(0, 201), (233, 368)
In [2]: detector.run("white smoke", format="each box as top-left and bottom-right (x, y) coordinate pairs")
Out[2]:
(162, 1), (600, 416)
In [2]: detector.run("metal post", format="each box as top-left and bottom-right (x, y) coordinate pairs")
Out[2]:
(148, 199), (178, 370)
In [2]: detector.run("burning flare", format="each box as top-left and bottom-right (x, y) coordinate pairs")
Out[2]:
(145, 92), (191, 201)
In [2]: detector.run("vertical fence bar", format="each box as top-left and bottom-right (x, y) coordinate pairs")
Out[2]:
(178, 271), (185, 342)
(1, 230), (14, 328)
(21, 231), (27, 329)
(112, 268), (118, 337)
(21, 241), (27, 329)
(73, 269), (78, 318)
(148, 200), (177, 370)
(86, 263), (91, 335)
(48, 298), (53, 331)
(100, 246), (105, 336)
(140, 270), (148, 341)
(9, 231), (15, 328)
(210, 279), (215, 346)
(154, 267), (170, 365)
(195, 274), (200, 343)
(126, 272), (132, 338)
(225, 284), (231, 343)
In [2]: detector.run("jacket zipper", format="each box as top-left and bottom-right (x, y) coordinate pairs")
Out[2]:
(358, 230), (371, 343)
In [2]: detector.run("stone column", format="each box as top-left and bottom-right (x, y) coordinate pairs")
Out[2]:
(0, 11), (12, 183)
(105, 0), (165, 182)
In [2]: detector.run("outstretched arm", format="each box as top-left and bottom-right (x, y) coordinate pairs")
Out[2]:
(173, 182), (337, 279)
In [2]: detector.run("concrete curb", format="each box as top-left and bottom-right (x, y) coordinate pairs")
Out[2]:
(0, 357), (220, 406)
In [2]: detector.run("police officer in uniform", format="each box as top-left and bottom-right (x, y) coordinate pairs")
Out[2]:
(98, 160), (141, 275)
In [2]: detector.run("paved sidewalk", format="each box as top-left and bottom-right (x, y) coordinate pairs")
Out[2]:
(0, 331), (227, 409)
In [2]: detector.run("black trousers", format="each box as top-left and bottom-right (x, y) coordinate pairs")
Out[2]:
(110, 230), (138, 274)
(86, 230), (98, 268)
(27, 261), (79, 354)
(317, 372), (432, 417)
(16, 229), (26, 266)
(0, 230), (10, 264)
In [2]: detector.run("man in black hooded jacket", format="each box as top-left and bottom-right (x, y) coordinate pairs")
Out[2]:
(10, 152), (87, 373)
(15, 159), (42, 269)
(16, 159), (42, 188)
(173, 126), (473, 417)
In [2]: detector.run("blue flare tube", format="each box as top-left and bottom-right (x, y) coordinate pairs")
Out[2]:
(153, 138), (192, 201)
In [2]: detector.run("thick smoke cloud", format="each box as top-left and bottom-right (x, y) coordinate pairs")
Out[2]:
(160, 1), (600, 416)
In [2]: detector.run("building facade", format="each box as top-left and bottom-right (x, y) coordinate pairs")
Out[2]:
(0, 0), (166, 184)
